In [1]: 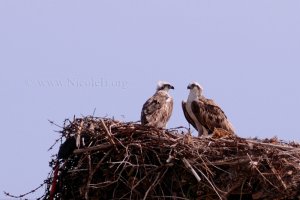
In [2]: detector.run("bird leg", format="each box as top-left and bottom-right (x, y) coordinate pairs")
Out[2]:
(197, 125), (208, 137)
(197, 125), (204, 137)
(202, 127), (209, 136)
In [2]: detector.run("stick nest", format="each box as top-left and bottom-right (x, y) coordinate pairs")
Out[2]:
(45, 117), (300, 200)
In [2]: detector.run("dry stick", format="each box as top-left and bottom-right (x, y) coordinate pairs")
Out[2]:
(265, 156), (287, 189)
(142, 172), (162, 200)
(209, 157), (250, 166)
(129, 155), (141, 199)
(216, 137), (297, 151)
(119, 175), (141, 198)
(48, 119), (64, 128)
(151, 196), (189, 200)
(89, 180), (119, 188)
(154, 168), (170, 198)
(168, 126), (189, 131)
(182, 157), (201, 182)
(90, 149), (112, 178)
(100, 119), (117, 147)
(114, 147), (130, 174)
(48, 136), (63, 151)
(145, 167), (169, 199)
(131, 166), (163, 192)
(197, 154), (214, 176)
(239, 180), (246, 200)
(246, 154), (279, 190)
(244, 139), (300, 151)
(157, 181), (165, 200)
(76, 121), (84, 148)
(194, 166), (224, 200)
(225, 179), (243, 197)
(112, 160), (136, 199)
(4, 183), (45, 199)
(147, 135), (178, 143)
(75, 153), (89, 169)
(74, 143), (113, 154)
(84, 155), (92, 200)
(111, 134), (127, 149)
(115, 175), (139, 198)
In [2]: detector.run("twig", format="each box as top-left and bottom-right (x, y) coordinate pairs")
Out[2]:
(151, 196), (189, 200)
(76, 121), (84, 148)
(73, 143), (113, 154)
(48, 136), (63, 151)
(100, 119), (117, 147)
(84, 155), (92, 200)
(265, 156), (287, 189)
(194, 167), (224, 200)
(91, 149), (112, 175)
(247, 154), (279, 190)
(147, 135), (179, 143)
(245, 139), (299, 150)
(182, 157), (201, 182)
(48, 119), (64, 128)
(142, 172), (161, 200)
(209, 157), (250, 166)
(4, 183), (45, 199)
(225, 179), (243, 197)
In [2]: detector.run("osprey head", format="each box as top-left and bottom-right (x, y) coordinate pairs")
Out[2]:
(156, 81), (175, 91)
(187, 82), (203, 95)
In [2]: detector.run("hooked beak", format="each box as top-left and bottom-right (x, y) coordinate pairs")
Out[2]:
(187, 84), (191, 89)
(170, 85), (175, 90)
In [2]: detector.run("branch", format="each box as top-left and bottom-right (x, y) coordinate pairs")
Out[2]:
(182, 157), (201, 182)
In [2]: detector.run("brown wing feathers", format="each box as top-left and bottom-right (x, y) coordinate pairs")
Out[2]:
(141, 97), (161, 125)
(191, 98), (234, 134)
(141, 91), (172, 128)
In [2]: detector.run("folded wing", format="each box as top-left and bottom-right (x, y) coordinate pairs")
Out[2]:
(182, 101), (197, 130)
(191, 98), (235, 134)
(141, 91), (173, 128)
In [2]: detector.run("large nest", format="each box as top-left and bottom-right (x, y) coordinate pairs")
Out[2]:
(45, 117), (300, 200)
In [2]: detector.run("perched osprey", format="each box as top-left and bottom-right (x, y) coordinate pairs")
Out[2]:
(141, 81), (174, 128)
(182, 82), (235, 137)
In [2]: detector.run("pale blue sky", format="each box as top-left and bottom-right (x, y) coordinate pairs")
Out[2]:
(1, 1), (300, 198)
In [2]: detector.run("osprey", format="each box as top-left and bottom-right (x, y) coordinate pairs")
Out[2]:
(182, 82), (235, 137)
(141, 81), (174, 128)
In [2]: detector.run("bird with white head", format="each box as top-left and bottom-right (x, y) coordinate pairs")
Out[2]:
(141, 81), (174, 128)
(182, 82), (235, 137)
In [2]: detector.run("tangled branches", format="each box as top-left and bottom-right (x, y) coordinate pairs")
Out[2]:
(43, 117), (300, 200)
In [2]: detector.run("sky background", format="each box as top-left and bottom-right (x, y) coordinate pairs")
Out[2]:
(1, 1), (300, 199)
